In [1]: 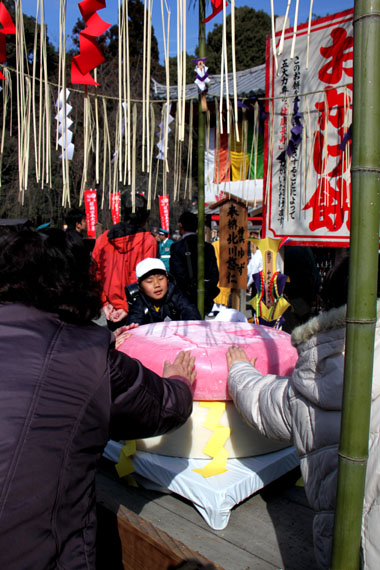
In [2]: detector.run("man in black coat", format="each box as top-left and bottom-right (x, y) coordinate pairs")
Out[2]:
(169, 211), (219, 315)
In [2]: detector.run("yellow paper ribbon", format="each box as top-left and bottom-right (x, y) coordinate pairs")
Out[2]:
(115, 440), (138, 486)
(193, 402), (231, 478)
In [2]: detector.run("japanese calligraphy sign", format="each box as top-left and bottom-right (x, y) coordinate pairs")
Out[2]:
(158, 195), (170, 231)
(264, 9), (353, 246)
(219, 199), (248, 289)
(84, 189), (98, 238)
(110, 192), (121, 225)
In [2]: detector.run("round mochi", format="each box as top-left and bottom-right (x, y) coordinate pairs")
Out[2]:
(118, 320), (297, 401)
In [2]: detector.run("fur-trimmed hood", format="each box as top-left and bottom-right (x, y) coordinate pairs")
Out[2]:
(289, 300), (380, 407)
(291, 300), (380, 347)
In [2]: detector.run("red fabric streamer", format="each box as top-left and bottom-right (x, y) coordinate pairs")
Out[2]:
(203, 0), (228, 24)
(71, 0), (111, 86)
(0, 2), (16, 80)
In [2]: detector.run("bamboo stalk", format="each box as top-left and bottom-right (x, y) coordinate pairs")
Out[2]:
(331, 1), (380, 568)
(197, 0), (206, 318)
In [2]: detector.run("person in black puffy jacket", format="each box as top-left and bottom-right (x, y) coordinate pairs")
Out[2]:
(0, 229), (195, 570)
(126, 258), (201, 325)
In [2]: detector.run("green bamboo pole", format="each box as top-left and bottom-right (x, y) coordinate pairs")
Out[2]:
(197, 0), (206, 318)
(331, 1), (380, 568)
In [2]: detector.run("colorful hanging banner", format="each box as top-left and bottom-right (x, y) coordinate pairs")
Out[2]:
(0, 2), (16, 79)
(264, 9), (353, 246)
(110, 192), (121, 225)
(203, 0), (228, 24)
(84, 189), (98, 238)
(71, 0), (111, 86)
(158, 195), (169, 231)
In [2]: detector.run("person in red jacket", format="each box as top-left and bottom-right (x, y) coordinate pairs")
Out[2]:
(92, 193), (157, 330)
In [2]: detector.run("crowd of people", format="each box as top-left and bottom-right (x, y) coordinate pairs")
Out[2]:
(0, 196), (379, 570)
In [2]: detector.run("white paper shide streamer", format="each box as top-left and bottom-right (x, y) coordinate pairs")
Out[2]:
(156, 102), (174, 160)
(56, 89), (74, 161)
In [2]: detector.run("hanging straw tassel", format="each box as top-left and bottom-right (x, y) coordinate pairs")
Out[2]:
(219, 49), (224, 135)
(205, 109), (211, 195)
(125, 0), (131, 185)
(278, 0), (292, 55)
(80, 89), (95, 205)
(15, 2), (31, 196)
(181, 0), (186, 142)
(141, 0), (147, 172)
(112, 106), (120, 196)
(147, 103), (155, 209)
(250, 100), (260, 206)
(173, 105), (179, 201)
(160, 0), (171, 173)
(31, 2), (40, 183)
(94, 70), (100, 185)
(231, 0), (239, 142)
(59, 0), (70, 207)
(306, 0), (314, 69)
(184, 99), (193, 199)
(131, 103), (137, 211)
(117, 0), (123, 183)
(222, 0), (230, 135)
(290, 0), (300, 60)
(0, 68), (12, 187)
(265, 99), (275, 204)
(215, 97), (221, 192)
(145, 0), (153, 170)
(102, 98), (111, 209)
(285, 99), (292, 220)
(269, 0), (279, 75)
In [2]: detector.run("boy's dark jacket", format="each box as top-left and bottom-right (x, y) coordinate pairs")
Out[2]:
(126, 280), (201, 325)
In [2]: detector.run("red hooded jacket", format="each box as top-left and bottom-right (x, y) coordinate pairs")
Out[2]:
(92, 222), (157, 312)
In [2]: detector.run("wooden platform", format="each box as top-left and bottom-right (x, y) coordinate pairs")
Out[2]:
(96, 458), (318, 570)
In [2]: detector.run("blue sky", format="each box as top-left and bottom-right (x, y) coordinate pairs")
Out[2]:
(22, 0), (354, 62)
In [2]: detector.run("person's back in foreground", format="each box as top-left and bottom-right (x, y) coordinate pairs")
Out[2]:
(126, 258), (201, 325)
(226, 256), (380, 569)
(0, 228), (194, 570)
(92, 193), (157, 330)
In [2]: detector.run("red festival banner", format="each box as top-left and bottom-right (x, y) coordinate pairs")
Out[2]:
(264, 10), (353, 246)
(110, 192), (121, 225)
(0, 2), (16, 79)
(158, 195), (170, 231)
(84, 189), (98, 238)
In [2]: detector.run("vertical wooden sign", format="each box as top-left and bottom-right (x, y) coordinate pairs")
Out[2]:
(219, 199), (248, 289)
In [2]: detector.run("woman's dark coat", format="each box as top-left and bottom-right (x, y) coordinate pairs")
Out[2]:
(0, 303), (192, 570)
(126, 280), (201, 325)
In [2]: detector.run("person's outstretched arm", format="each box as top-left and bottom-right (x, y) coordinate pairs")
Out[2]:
(227, 346), (293, 442)
(108, 349), (195, 441)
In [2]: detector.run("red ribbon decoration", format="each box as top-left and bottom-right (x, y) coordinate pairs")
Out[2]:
(202, 0), (228, 24)
(0, 2), (16, 80)
(71, 0), (111, 86)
